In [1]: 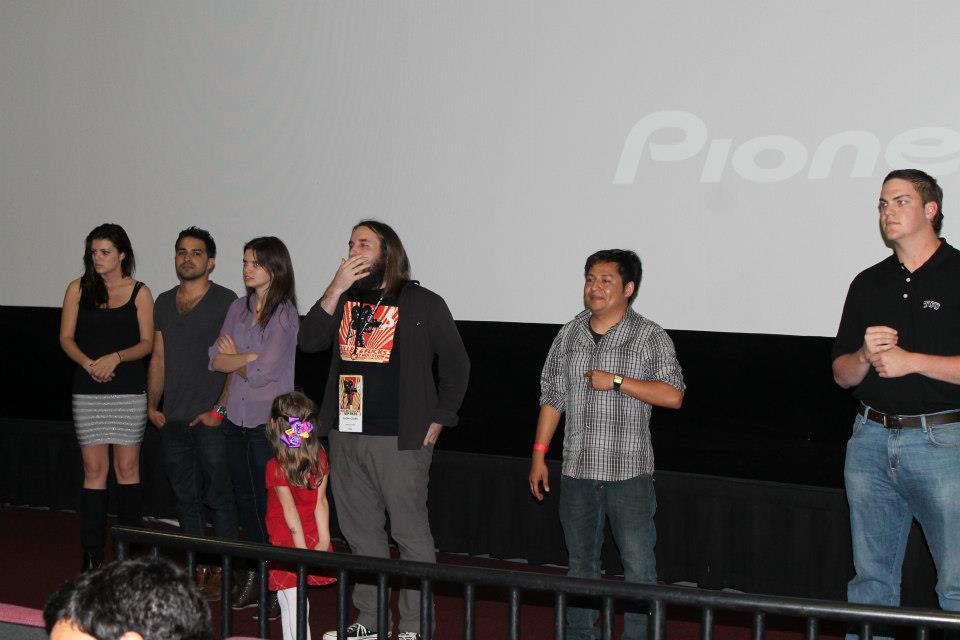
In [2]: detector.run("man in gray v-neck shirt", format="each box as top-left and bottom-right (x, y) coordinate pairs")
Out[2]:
(148, 228), (238, 545)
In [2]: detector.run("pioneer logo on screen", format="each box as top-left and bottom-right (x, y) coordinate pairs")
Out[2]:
(613, 110), (960, 184)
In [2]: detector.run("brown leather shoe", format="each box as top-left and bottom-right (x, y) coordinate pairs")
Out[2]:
(195, 565), (222, 602)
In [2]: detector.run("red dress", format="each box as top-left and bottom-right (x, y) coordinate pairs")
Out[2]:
(265, 453), (337, 590)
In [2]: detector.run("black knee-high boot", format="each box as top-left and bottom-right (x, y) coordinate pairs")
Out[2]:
(116, 483), (143, 528)
(79, 488), (108, 571)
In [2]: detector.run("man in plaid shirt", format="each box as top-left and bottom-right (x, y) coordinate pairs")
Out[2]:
(529, 249), (685, 640)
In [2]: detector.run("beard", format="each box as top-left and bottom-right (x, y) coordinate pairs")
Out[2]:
(176, 264), (207, 282)
(352, 258), (386, 292)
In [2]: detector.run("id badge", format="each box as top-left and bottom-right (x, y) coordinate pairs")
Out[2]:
(338, 375), (363, 432)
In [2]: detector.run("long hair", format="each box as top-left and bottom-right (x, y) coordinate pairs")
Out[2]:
(80, 223), (135, 308)
(243, 236), (297, 328)
(353, 220), (411, 297)
(266, 391), (325, 489)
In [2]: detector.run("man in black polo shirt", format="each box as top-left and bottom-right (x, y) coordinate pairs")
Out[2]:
(833, 169), (960, 621)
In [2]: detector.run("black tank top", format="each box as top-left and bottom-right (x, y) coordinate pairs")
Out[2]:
(72, 281), (147, 394)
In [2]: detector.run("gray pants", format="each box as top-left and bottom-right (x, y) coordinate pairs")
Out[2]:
(329, 430), (435, 633)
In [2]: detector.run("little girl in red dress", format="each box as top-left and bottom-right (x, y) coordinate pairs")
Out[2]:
(265, 391), (336, 640)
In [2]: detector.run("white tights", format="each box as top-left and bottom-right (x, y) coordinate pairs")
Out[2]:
(277, 587), (311, 640)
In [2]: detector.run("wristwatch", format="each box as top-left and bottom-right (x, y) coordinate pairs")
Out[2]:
(612, 374), (624, 391)
(213, 404), (228, 419)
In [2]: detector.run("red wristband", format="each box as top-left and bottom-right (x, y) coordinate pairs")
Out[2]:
(532, 443), (548, 453)
(209, 409), (223, 420)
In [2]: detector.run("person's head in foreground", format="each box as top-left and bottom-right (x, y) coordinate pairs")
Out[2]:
(43, 557), (212, 640)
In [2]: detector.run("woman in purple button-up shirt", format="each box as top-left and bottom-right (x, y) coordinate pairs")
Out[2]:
(209, 236), (298, 595)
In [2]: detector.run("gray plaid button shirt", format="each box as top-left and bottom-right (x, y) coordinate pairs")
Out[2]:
(540, 308), (685, 482)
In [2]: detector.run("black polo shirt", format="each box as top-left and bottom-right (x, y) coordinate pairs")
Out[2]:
(833, 239), (960, 414)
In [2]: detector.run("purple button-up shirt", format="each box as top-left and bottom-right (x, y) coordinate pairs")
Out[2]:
(209, 295), (298, 427)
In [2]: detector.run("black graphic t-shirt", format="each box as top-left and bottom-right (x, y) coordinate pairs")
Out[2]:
(337, 288), (400, 435)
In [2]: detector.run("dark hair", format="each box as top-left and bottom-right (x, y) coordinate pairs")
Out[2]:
(43, 558), (212, 640)
(584, 249), (643, 303)
(884, 169), (944, 234)
(176, 226), (217, 258)
(267, 390), (326, 489)
(80, 223), (135, 308)
(353, 220), (411, 297)
(244, 236), (297, 328)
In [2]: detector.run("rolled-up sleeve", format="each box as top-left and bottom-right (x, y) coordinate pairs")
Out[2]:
(539, 330), (568, 412)
(641, 326), (685, 393)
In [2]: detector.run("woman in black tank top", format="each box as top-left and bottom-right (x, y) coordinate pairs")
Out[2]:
(59, 223), (154, 570)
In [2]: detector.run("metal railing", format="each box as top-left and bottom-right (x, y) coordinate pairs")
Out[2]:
(114, 526), (960, 640)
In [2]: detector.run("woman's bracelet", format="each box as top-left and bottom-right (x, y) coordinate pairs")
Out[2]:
(533, 443), (548, 453)
(116, 351), (123, 362)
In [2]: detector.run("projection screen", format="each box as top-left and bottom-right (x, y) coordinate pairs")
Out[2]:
(2, 1), (959, 336)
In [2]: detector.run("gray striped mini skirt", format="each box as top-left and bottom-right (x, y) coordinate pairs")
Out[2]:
(72, 393), (147, 446)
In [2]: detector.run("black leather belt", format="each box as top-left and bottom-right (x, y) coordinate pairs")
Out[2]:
(860, 403), (960, 429)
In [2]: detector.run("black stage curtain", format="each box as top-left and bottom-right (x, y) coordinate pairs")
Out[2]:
(0, 419), (938, 607)
(0, 306), (939, 606)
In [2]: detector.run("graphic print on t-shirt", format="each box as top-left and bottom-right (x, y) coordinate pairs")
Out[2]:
(338, 300), (398, 363)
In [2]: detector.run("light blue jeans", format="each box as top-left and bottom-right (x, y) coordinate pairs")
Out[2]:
(559, 474), (657, 640)
(845, 409), (960, 636)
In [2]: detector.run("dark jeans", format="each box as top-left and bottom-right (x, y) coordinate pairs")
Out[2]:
(223, 420), (271, 544)
(560, 474), (657, 640)
(161, 419), (239, 539)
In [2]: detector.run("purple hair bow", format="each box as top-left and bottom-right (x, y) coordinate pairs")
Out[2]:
(281, 416), (313, 448)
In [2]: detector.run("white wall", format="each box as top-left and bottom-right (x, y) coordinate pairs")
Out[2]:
(3, 1), (958, 336)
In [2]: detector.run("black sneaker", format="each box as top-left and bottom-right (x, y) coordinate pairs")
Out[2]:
(321, 622), (385, 639)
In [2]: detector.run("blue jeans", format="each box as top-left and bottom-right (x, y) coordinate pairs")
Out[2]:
(845, 410), (960, 620)
(160, 419), (238, 539)
(223, 421), (271, 544)
(559, 474), (657, 640)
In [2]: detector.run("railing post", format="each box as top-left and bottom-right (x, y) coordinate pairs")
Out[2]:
(421, 578), (433, 640)
(258, 559), (269, 639)
(222, 555), (233, 640)
(297, 565), (309, 640)
(337, 569), (349, 640)
(508, 587), (520, 640)
(463, 583), (475, 640)
(805, 616), (818, 640)
(601, 597), (614, 640)
(752, 611), (765, 640)
(377, 573), (389, 640)
(649, 599), (665, 640)
(702, 606), (714, 640)
(555, 592), (566, 640)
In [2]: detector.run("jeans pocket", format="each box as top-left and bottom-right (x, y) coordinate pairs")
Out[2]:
(926, 421), (960, 447)
(851, 413), (866, 437)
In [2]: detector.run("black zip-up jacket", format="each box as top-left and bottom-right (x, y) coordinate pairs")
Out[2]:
(299, 281), (470, 450)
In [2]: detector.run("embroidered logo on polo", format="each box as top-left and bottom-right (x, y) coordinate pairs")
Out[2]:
(923, 300), (942, 311)
(338, 301), (398, 363)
